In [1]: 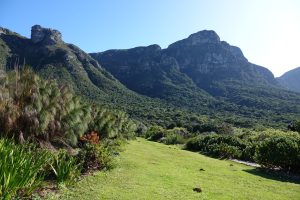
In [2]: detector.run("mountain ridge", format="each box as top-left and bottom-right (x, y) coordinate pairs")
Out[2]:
(1, 25), (300, 127)
(91, 30), (300, 125)
(277, 67), (300, 93)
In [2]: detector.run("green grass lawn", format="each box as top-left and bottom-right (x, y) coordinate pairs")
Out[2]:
(51, 138), (300, 200)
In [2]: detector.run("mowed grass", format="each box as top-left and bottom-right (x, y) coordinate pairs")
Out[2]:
(52, 138), (300, 200)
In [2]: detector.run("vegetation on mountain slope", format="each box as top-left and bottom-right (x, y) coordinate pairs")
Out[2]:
(91, 30), (300, 127)
(0, 25), (300, 199)
(277, 66), (300, 93)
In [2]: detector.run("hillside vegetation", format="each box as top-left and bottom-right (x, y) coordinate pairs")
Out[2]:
(1, 26), (300, 129)
(91, 30), (300, 127)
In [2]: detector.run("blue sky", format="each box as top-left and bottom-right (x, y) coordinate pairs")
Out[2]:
(1, 0), (300, 76)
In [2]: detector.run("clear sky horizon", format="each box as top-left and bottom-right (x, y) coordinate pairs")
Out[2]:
(1, 0), (300, 77)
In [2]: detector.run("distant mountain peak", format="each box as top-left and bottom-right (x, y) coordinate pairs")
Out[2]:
(31, 25), (62, 45)
(187, 30), (220, 45)
(277, 66), (300, 93)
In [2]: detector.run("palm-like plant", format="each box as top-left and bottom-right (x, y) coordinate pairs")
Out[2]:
(0, 68), (92, 145)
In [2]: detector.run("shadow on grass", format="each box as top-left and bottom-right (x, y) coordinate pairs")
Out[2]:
(243, 168), (300, 185)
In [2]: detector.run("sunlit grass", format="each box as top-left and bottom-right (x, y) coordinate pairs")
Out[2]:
(51, 138), (300, 200)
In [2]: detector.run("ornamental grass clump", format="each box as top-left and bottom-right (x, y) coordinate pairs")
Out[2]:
(50, 150), (81, 186)
(0, 139), (50, 200)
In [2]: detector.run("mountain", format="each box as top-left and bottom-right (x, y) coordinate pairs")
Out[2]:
(90, 44), (217, 112)
(0, 25), (178, 125)
(1, 25), (300, 128)
(277, 67), (300, 93)
(91, 30), (300, 125)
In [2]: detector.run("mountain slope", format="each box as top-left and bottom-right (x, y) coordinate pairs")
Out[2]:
(91, 30), (300, 124)
(1, 26), (300, 127)
(0, 25), (178, 124)
(91, 45), (216, 111)
(277, 67), (300, 93)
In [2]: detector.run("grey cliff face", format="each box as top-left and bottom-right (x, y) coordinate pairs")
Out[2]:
(188, 30), (221, 45)
(31, 25), (62, 45)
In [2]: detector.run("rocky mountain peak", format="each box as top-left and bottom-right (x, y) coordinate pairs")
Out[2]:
(31, 25), (62, 45)
(187, 30), (220, 45)
(0, 27), (13, 35)
(168, 30), (221, 49)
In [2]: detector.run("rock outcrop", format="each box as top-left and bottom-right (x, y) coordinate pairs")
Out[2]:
(31, 25), (62, 45)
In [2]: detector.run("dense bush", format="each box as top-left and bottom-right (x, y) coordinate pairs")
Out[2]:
(162, 133), (185, 145)
(0, 139), (50, 199)
(89, 108), (137, 140)
(289, 120), (300, 133)
(78, 132), (115, 172)
(0, 68), (91, 145)
(255, 136), (300, 172)
(184, 129), (300, 172)
(0, 68), (137, 146)
(185, 135), (245, 159)
(145, 126), (189, 145)
(145, 126), (165, 141)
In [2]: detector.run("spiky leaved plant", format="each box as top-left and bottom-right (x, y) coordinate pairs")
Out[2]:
(0, 68), (92, 145)
(89, 107), (136, 140)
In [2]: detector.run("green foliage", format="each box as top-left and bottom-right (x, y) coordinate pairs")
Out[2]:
(89, 107), (136, 140)
(292, 120), (300, 133)
(0, 68), (92, 145)
(184, 129), (300, 172)
(145, 126), (165, 141)
(78, 142), (115, 172)
(161, 128), (189, 145)
(161, 133), (185, 145)
(144, 126), (189, 145)
(185, 135), (245, 159)
(0, 139), (50, 199)
(50, 150), (81, 186)
(255, 136), (300, 172)
(0, 68), (136, 147)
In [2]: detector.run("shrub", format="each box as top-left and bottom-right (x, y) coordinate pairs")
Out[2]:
(162, 133), (185, 145)
(0, 139), (50, 199)
(78, 140), (114, 172)
(50, 150), (81, 185)
(88, 108), (137, 140)
(295, 121), (300, 133)
(207, 143), (242, 158)
(185, 135), (245, 159)
(135, 122), (148, 137)
(145, 126), (165, 141)
(255, 136), (300, 172)
(0, 68), (136, 147)
(241, 142), (256, 161)
(0, 68), (92, 146)
(216, 123), (234, 135)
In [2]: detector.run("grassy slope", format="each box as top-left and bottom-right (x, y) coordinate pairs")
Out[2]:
(53, 138), (300, 200)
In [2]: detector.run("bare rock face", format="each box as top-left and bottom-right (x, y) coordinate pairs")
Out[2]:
(31, 25), (62, 45)
(0, 27), (14, 35)
(188, 30), (220, 45)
